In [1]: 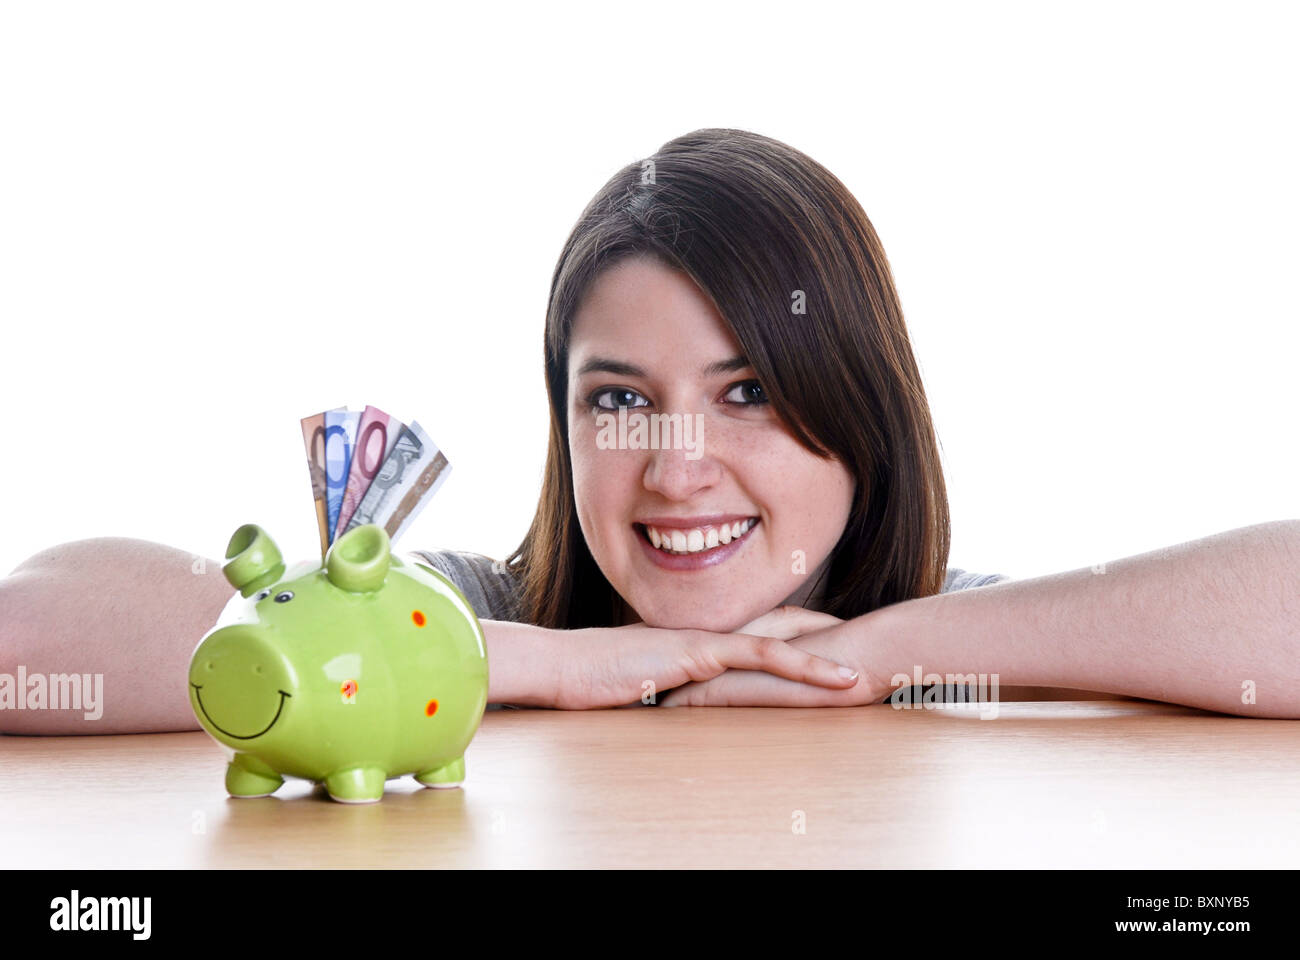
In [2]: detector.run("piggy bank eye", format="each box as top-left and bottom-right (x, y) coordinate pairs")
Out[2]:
(253, 588), (272, 601)
(274, 591), (295, 603)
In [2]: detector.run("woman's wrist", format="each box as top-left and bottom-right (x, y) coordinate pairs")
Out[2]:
(863, 591), (988, 693)
(868, 584), (1047, 694)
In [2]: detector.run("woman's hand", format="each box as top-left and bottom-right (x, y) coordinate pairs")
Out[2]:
(732, 605), (845, 641)
(657, 605), (892, 707)
(554, 619), (863, 710)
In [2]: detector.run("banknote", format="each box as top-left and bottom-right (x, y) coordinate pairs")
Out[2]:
(299, 412), (329, 556)
(388, 449), (451, 544)
(300, 406), (451, 551)
(323, 407), (360, 540)
(332, 404), (400, 542)
(343, 420), (451, 540)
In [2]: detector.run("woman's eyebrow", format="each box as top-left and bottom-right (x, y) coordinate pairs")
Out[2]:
(574, 355), (751, 378)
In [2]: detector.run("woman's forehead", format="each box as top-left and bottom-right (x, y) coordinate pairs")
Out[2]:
(568, 259), (741, 369)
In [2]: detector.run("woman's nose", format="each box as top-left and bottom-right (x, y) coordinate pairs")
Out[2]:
(641, 442), (722, 499)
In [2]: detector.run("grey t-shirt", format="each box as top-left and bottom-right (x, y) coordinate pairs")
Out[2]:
(406, 548), (1009, 708)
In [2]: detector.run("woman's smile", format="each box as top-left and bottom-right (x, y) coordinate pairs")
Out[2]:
(634, 516), (761, 570)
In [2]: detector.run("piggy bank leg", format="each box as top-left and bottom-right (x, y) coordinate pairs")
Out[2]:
(226, 754), (284, 798)
(415, 755), (465, 789)
(324, 766), (387, 804)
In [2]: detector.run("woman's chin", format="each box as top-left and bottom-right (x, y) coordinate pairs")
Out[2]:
(636, 607), (754, 634)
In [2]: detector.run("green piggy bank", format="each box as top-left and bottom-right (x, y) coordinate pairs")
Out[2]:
(188, 522), (489, 803)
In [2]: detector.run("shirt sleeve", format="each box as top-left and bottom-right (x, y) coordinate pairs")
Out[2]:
(406, 548), (521, 622)
(942, 568), (1011, 592)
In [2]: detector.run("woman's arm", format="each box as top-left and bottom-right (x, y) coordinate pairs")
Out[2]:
(659, 520), (1300, 716)
(883, 519), (1300, 717)
(1, 537), (232, 734)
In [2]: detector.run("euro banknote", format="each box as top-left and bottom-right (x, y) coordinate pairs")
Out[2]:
(299, 406), (451, 557)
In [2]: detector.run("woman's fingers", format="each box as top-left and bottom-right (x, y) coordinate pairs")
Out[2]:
(711, 631), (859, 688)
(659, 669), (860, 708)
(735, 605), (844, 641)
(558, 619), (861, 710)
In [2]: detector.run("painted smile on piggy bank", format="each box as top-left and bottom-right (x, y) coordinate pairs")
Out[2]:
(190, 685), (291, 740)
(186, 522), (489, 803)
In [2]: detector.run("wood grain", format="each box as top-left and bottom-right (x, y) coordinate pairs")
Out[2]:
(3, 699), (1298, 868)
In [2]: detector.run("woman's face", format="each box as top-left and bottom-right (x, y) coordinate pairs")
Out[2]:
(566, 255), (856, 632)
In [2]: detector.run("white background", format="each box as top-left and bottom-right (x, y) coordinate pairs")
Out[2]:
(1, 1), (1295, 581)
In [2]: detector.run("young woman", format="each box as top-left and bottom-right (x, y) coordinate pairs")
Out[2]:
(3, 128), (1297, 734)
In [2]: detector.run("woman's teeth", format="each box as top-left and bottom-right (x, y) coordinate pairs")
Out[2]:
(643, 518), (757, 554)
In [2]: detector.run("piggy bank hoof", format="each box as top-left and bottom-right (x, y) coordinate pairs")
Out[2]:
(325, 766), (387, 803)
(415, 755), (466, 789)
(226, 759), (284, 798)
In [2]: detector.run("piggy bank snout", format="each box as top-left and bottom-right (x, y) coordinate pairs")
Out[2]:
(189, 626), (296, 742)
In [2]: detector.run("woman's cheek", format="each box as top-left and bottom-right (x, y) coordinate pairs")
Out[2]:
(568, 444), (600, 542)
(572, 446), (629, 554)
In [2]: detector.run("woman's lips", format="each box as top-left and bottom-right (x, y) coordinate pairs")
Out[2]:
(633, 519), (759, 571)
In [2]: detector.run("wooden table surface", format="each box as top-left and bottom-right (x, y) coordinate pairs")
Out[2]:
(3, 699), (1298, 869)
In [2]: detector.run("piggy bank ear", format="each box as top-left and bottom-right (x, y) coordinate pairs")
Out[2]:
(223, 524), (286, 597)
(327, 524), (391, 592)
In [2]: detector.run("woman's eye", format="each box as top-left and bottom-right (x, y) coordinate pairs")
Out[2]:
(587, 387), (650, 411)
(721, 380), (769, 405)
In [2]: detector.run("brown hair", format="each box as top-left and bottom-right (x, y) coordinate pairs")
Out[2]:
(505, 127), (950, 628)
